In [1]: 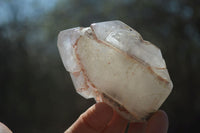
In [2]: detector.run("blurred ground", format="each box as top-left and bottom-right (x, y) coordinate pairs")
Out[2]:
(0, 0), (200, 132)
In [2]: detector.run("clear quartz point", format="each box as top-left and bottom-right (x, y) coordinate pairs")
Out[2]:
(57, 20), (173, 122)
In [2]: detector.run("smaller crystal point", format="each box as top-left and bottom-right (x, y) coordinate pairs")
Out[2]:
(57, 20), (173, 122)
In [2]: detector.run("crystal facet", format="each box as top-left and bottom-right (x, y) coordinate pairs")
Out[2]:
(57, 20), (173, 122)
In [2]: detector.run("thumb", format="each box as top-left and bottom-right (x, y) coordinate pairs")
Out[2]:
(65, 102), (113, 133)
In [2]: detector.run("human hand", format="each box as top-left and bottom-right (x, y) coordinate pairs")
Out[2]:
(65, 102), (168, 133)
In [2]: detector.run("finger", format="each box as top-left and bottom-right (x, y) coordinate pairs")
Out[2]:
(0, 122), (12, 133)
(65, 102), (113, 133)
(145, 110), (168, 133)
(103, 111), (128, 133)
(128, 122), (146, 133)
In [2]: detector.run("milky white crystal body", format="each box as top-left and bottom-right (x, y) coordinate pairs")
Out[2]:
(57, 20), (173, 122)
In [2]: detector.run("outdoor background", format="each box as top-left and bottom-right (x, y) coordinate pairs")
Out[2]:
(0, 0), (200, 132)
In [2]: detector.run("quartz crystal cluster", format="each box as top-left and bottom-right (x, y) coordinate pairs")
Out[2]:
(57, 20), (173, 122)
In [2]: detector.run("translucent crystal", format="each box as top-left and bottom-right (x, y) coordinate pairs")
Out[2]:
(57, 20), (173, 122)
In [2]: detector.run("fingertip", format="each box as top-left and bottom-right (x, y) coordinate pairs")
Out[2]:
(156, 110), (168, 122)
(145, 110), (168, 133)
(103, 110), (128, 133)
(128, 122), (146, 133)
(82, 102), (113, 131)
(153, 110), (168, 128)
(94, 102), (113, 116)
(66, 102), (113, 133)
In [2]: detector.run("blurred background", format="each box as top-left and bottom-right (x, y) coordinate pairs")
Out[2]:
(0, 0), (200, 132)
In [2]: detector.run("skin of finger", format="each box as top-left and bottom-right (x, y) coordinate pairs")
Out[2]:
(0, 122), (12, 133)
(128, 122), (146, 133)
(65, 102), (113, 133)
(145, 110), (168, 133)
(102, 111), (128, 133)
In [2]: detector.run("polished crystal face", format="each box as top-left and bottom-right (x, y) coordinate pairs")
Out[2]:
(57, 20), (173, 122)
